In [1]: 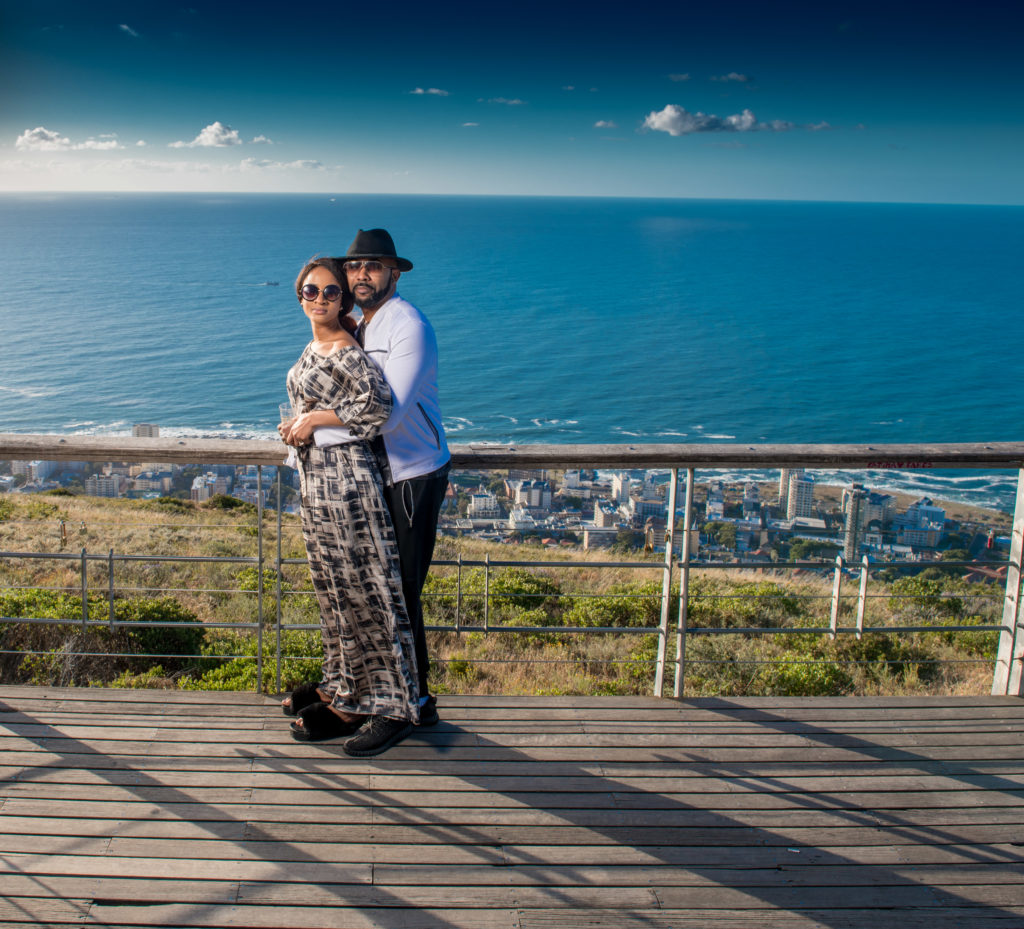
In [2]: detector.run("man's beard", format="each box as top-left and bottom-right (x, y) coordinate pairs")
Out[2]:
(352, 282), (392, 309)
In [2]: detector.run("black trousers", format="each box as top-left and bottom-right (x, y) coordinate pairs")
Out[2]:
(380, 463), (450, 694)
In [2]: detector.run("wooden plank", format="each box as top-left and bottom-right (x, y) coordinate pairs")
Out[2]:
(80, 903), (518, 928)
(0, 875), (240, 903)
(91, 836), (1024, 866)
(651, 883), (1024, 907)
(369, 862), (1024, 888)
(500, 843), (1024, 866)
(0, 853), (373, 883)
(234, 883), (659, 908)
(0, 899), (91, 923)
(517, 908), (1024, 929)
(0, 785), (975, 812)
(0, 816), (249, 840)
(7, 735), (1009, 763)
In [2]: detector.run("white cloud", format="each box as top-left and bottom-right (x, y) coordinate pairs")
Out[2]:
(462, 122), (479, 127)
(136, 140), (147, 147)
(480, 97), (526, 105)
(643, 105), (813, 136)
(238, 157), (325, 172)
(644, 106), (756, 135)
(16, 127), (70, 151)
(668, 73), (691, 82)
(251, 134), (273, 144)
(169, 121), (242, 148)
(15, 127), (123, 151)
(75, 138), (124, 151)
(109, 158), (213, 174)
(563, 85), (575, 91)
(119, 24), (140, 38)
(594, 120), (617, 129)
(410, 87), (449, 96)
(711, 72), (752, 83)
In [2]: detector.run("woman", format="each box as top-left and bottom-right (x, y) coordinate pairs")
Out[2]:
(278, 256), (420, 754)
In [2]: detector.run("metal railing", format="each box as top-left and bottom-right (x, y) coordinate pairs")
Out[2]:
(2, 434), (1022, 697)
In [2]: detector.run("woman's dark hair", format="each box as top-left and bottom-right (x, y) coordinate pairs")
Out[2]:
(294, 256), (354, 317)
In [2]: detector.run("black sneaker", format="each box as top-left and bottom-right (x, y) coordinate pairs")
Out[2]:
(417, 694), (440, 727)
(342, 715), (413, 757)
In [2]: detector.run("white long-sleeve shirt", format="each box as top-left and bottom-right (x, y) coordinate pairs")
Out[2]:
(314, 293), (450, 483)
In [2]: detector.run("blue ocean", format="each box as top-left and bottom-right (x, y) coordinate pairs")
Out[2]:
(0, 194), (1021, 509)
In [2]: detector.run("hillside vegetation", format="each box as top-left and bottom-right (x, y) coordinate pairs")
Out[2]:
(0, 492), (1005, 697)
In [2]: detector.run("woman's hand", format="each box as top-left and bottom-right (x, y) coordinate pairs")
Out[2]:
(284, 412), (318, 446)
(279, 409), (345, 446)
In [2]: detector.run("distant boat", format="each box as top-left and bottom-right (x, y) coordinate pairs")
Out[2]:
(259, 281), (280, 286)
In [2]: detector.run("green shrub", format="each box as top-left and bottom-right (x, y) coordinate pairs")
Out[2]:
(424, 567), (564, 627)
(179, 629), (320, 692)
(134, 497), (195, 513)
(24, 500), (61, 519)
(109, 665), (175, 689)
(563, 580), (669, 629)
(114, 597), (205, 669)
(756, 652), (853, 696)
(204, 494), (256, 514)
(687, 577), (803, 628)
(889, 576), (964, 619)
(236, 566), (288, 595)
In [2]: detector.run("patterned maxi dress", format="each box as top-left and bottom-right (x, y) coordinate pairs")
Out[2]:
(286, 343), (420, 723)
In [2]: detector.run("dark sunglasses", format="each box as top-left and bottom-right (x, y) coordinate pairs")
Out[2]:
(300, 283), (343, 302)
(342, 260), (389, 273)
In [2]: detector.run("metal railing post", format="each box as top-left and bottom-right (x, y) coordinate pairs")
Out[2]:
(108, 548), (115, 626)
(992, 467), (1024, 695)
(674, 468), (695, 697)
(484, 553), (490, 632)
(256, 465), (264, 693)
(655, 467), (679, 697)
(80, 547), (88, 625)
(856, 555), (868, 640)
(456, 553), (463, 633)
(829, 555), (844, 639)
(275, 469), (283, 694)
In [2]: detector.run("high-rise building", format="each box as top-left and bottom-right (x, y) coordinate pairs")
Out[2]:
(190, 475), (211, 503)
(468, 490), (500, 518)
(787, 473), (815, 519)
(610, 472), (631, 504)
(132, 424), (160, 437)
(743, 481), (760, 518)
(843, 483), (868, 560)
(85, 473), (125, 498)
(778, 469), (797, 513)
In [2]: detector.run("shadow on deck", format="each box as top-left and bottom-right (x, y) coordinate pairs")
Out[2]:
(2, 686), (1024, 928)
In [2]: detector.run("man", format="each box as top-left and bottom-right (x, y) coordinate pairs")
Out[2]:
(326, 228), (450, 726)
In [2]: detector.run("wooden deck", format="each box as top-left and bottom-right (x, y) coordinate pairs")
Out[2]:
(2, 687), (1024, 929)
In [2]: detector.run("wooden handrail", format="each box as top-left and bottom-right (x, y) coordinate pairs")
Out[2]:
(1, 433), (1023, 470)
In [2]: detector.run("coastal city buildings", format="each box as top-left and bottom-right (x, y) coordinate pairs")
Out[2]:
(0, 425), (1007, 567)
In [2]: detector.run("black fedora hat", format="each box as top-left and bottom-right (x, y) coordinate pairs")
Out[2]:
(343, 228), (413, 271)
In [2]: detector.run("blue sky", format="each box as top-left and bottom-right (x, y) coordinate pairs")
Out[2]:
(1, 0), (1021, 203)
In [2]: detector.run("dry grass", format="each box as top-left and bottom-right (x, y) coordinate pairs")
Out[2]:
(1, 491), (1010, 697)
